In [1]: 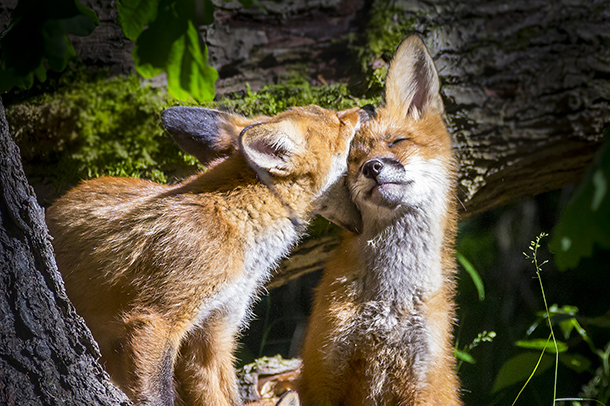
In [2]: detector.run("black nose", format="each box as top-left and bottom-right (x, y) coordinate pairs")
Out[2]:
(362, 159), (384, 180)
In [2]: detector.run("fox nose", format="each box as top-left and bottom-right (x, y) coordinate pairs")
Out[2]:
(362, 159), (384, 180)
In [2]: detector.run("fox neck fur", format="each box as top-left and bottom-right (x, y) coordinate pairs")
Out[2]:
(357, 173), (455, 308)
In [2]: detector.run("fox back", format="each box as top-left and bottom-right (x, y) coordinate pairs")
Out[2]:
(46, 104), (367, 406)
(298, 36), (460, 405)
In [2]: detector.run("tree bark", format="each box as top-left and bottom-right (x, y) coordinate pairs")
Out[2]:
(255, 0), (608, 287)
(0, 98), (131, 405)
(4, 0), (609, 288)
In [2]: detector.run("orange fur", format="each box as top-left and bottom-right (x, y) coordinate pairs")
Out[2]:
(298, 36), (461, 406)
(47, 105), (367, 406)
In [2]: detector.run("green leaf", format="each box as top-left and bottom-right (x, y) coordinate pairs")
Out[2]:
(455, 348), (476, 364)
(132, 0), (187, 77)
(57, 14), (99, 36)
(0, 0), (99, 93)
(550, 139), (610, 270)
(132, 0), (217, 102)
(558, 353), (592, 373)
(492, 352), (554, 393)
(47, 37), (77, 73)
(457, 252), (485, 301)
(559, 318), (576, 340)
(117, 0), (160, 40)
(75, 0), (100, 24)
(202, 0), (216, 25)
(515, 339), (568, 353)
(174, 20), (217, 101)
(0, 68), (35, 93)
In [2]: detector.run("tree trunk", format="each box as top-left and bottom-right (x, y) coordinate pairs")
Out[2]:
(0, 98), (131, 405)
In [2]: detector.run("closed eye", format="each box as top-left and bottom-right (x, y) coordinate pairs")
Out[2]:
(388, 138), (410, 148)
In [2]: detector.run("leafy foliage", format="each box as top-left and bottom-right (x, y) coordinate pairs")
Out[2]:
(550, 139), (610, 270)
(5, 73), (198, 200)
(120, 0), (218, 102)
(493, 351), (556, 394)
(0, 0), (256, 101)
(490, 233), (610, 405)
(0, 0), (99, 93)
(455, 330), (496, 370)
(116, 0), (256, 102)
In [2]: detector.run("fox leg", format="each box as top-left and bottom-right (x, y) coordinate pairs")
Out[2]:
(108, 311), (184, 406)
(174, 316), (240, 406)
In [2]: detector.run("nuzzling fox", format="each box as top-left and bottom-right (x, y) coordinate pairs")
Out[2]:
(46, 104), (369, 406)
(297, 35), (460, 405)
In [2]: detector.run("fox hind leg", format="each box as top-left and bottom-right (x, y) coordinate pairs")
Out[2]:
(174, 316), (241, 406)
(112, 311), (184, 406)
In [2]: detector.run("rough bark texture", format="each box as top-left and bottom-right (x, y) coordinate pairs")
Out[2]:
(3, 0), (608, 288)
(202, 0), (609, 217)
(204, 0), (368, 92)
(0, 98), (132, 405)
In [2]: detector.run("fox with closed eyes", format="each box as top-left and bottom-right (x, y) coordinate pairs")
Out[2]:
(297, 35), (460, 406)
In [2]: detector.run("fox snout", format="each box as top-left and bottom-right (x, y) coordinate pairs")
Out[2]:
(361, 157), (406, 184)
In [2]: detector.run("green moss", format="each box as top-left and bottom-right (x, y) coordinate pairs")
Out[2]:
(7, 73), (202, 202)
(7, 71), (380, 204)
(217, 80), (379, 117)
(353, 1), (419, 93)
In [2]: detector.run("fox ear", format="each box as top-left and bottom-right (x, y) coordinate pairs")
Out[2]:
(161, 107), (263, 166)
(385, 35), (443, 119)
(239, 121), (302, 177)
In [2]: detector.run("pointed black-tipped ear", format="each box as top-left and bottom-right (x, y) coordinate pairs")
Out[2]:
(385, 35), (443, 119)
(161, 106), (244, 165)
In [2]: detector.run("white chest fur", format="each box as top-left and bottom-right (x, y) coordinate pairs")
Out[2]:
(193, 218), (299, 333)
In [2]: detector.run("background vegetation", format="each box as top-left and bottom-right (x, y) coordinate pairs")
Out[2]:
(1, 0), (609, 405)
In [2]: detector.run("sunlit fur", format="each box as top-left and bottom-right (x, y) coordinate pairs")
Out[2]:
(298, 36), (460, 406)
(46, 105), (364, 406)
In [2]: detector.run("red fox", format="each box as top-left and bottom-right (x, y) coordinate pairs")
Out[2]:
(297, 35), (460, 405)
(46, 104), (369, 406)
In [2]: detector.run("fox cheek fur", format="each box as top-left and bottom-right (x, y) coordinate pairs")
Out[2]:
(297, 35), (461, 406)
(46, 104), (368, 406)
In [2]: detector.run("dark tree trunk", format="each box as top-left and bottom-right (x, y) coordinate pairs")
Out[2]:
(0, 98), (131, 405)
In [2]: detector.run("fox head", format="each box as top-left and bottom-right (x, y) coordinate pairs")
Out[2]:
(332, 35), (454, 234)
(161, 104), (369, 231)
